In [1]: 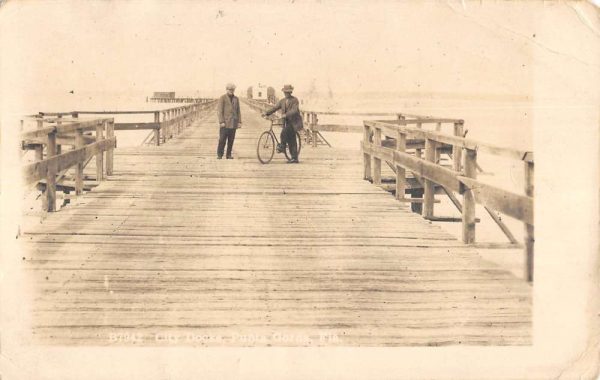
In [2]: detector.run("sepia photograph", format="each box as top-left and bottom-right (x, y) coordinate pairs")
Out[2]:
(0, 0), (598, 379)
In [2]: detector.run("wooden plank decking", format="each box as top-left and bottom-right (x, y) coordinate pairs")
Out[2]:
(21, 102), (531, 346)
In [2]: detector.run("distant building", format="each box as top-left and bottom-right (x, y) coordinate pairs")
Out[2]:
(247, 84), (268, 100)
(153, 92), (176, 99)
(246, 84), (278, 104)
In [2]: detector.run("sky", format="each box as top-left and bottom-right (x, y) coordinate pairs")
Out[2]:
(0, 0), (598, 104)
(0, 1), (599, 99)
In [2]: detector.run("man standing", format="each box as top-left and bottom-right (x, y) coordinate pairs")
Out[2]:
(262, 84), (303, 163)
(217, 83), (242, 159)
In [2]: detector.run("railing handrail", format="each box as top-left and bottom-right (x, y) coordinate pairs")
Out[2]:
(21, 101), (218, 213)
(365, 120), (533, 163)
(21, 118), (112, 138)
(361, 116), (535, 282)
(38, 102), (217, 117)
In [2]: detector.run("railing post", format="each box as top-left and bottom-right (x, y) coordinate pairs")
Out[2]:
(175, 108), (180, 136)
(395, 126), (407, 201)
(423, 138), (437, 218)
(154, 111), (161, 146)
(312, 113), (318, 148)
(106, 119), (114, 176)
(45, 131), (57, 212)
(453, 121), (464, 172)
(462, 148), (477, 244)
(524, 161), (534, 282)
(95, 121), (104, 181)
(363, 123), (372, 181)
(56, 115), (62, 155)
(170, 109), (175, 138)
(35, 119), (44, 161)
(415, 122), (423, 159)
(373, 127), (382, 185)
(75, 127), (84, 195)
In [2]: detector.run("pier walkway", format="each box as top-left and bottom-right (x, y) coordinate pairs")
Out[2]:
(21, 102), (531, 346)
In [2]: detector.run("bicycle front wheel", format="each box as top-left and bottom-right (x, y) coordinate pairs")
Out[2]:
(257, 131), (275, 164)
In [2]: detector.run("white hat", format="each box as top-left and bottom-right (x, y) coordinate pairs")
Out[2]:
(226, 83), (236, 90)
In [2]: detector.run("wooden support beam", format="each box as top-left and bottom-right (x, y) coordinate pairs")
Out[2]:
(468, 242), (524, 250)
(483, 206), (519, 244)
(425, 216), (481, 223)
(394, 197), (439, 204)
(524, 161), (534, 282)
(113, 122), (160, 130)
(462, 148), (477, 244)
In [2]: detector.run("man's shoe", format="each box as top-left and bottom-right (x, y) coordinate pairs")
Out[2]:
(226, 156), (233, 159)
(217, 156), (223, 159)
(287, 159), (299, 164)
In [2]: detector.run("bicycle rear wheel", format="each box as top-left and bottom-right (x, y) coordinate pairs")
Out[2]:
(257, 131), (275, 164)
(284, 131), (303, 160)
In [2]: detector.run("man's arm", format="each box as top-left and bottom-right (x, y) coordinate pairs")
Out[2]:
(263, 101), (281, 116)
(217, 96), (225, 126)
(236, 98), (242, 124)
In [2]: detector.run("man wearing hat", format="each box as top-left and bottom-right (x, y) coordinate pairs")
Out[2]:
(262, 84), (304, 163)
(216, 83), (242, 159)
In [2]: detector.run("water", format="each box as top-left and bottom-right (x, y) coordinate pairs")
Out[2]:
(299, 91), (533, 150)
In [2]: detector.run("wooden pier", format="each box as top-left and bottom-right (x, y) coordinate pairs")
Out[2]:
(19, 101), (532, 346)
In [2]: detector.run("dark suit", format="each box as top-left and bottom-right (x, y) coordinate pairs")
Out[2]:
(216, 94), (241, 158)
(265, 96), (304, 160)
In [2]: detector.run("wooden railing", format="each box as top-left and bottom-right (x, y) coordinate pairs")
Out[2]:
(21, 117), (116, 212)
(38, 101), (216, 146)
(22, 101), (216, 212)
(362, 117), (534, 281)
(243, 98), (398, 147)
(148, 97), (214, 104)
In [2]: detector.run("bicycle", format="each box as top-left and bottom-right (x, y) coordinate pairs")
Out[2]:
(257, 116), (302, 164)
